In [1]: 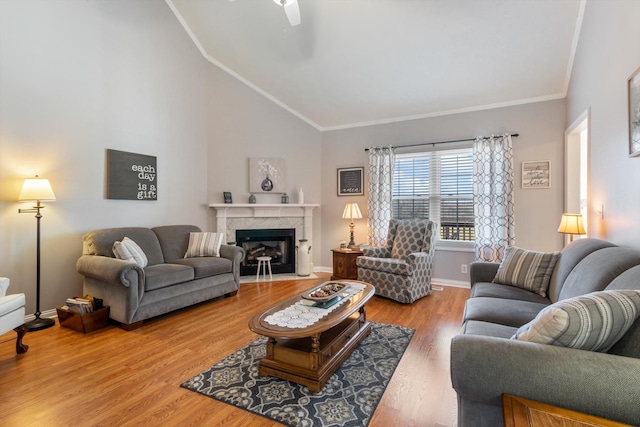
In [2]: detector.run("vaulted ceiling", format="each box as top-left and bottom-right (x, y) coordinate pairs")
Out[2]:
(168, 0), (584, 131)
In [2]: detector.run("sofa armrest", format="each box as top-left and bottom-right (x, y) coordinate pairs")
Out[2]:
(76, 255), (143, 288)
(450, 334), (640, 424)
(219, 245), (245, 284)
(361, 247), (391, 258)
(469, 261), (500, 286)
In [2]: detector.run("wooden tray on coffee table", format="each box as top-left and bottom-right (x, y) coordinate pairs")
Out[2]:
(248, 280), (375, 392)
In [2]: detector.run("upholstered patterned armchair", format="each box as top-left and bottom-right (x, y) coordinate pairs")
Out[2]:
(0, 277), (28, 354)
(356, 219), (436, 303)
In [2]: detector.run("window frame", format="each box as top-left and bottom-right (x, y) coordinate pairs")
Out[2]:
(392, 146), (475, 249)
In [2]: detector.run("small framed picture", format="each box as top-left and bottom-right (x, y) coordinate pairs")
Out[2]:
(223, 192), (232, 204)
(522, 161), (550, 189)
(628, 66), (640, 157)
(337, 167), (364, 196)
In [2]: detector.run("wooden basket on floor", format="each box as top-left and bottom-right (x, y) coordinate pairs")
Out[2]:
(56, 306), (110, 333)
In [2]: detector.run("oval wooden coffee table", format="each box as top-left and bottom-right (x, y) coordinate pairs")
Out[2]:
(248, 280), (375, 392)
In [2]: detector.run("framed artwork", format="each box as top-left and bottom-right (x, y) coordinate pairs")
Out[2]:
(223, 192), (232, 204)
(106, 149), (157, 200)
(628, 66), (640, 157)
(249, 157), (285, 193)
(337, 167), (364, 196)
(522, 161), (550, 189)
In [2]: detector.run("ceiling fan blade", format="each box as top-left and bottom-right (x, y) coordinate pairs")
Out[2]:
(283, 0), (300, 26)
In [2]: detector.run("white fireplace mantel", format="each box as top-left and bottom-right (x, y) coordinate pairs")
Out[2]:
(208, 203), (320, 245)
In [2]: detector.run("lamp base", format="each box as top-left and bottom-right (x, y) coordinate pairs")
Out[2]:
(26, 316), (55, 332)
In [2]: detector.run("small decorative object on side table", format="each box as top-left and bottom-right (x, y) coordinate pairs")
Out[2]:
(331, 247), (363, 280)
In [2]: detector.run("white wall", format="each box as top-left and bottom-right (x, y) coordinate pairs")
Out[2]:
(0, 0), (321, 315)
(320, 100), (566, 283)
(205, 64), (322, 249)
(566, 0), (640, 246)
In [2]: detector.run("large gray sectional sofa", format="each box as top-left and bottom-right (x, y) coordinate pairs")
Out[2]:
(76, 225), (244, 330)
(451, 238), (640, 426)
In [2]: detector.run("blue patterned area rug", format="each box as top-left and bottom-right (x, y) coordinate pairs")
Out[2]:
(181, 322), (415, 426)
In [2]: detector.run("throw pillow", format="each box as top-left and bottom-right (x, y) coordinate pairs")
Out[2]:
(492, 246), (560, 297)
(184, 232), (224, 258)
(512, 290), (640, 352)
(113, 237), (148, 267)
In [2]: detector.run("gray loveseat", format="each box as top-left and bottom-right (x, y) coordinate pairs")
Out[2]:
(76, 225), (244, 330)
(451, 238), (640, 426)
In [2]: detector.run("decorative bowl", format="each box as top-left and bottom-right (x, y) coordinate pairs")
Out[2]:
(301, 282), (350, 302)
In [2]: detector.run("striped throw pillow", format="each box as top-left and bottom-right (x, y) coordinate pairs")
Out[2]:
(512, 290), (640, 352)
(492, 246), (560, 297)
(113, 237), (148, 267)
(184, 232), (224, 258)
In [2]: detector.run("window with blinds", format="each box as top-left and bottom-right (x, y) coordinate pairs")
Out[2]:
(392, 148), (474, 241)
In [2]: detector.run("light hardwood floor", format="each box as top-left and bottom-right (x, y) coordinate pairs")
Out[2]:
(0, 273), (469, 427)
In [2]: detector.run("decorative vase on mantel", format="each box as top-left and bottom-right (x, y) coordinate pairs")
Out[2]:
(248, 194), (256, 204)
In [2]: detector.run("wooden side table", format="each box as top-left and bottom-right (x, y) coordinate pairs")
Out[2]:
(331, 247), (363, 280)
(502, 394), (633, 427)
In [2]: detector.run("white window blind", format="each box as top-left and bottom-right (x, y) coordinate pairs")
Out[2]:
(392, 148), (474, 241)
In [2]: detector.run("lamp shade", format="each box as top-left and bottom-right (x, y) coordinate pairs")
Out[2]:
(342, 203), (362, 220)
(557, 213), (585, 235)
(19, 177), (56, 202)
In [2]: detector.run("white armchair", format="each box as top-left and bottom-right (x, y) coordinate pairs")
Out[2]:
(0, 278), (29, 354)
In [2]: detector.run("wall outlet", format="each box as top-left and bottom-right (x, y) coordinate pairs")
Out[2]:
(461, 264), (468, 274)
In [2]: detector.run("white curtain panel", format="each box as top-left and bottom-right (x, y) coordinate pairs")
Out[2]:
(367, 146), (396, 246)
(473, 134), (515, 262)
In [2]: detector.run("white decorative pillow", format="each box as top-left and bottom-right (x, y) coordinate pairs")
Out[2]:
(184, 232), (224, 258)
(492, 246), (560, 297)
(113, 237), (148, 267)
(512, 290), (640, 352)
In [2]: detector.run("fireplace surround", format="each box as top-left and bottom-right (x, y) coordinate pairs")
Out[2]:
(209, 203), (319, 277)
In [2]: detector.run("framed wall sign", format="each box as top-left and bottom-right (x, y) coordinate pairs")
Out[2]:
(337, 167), (364, 196)
(106, 149), (157, 200)
(522, 160), (550, 189)
(628, 66), (640, 157)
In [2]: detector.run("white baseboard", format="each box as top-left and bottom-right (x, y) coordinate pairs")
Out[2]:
(25, 308), (58, 322)
(432, 278), (470, 289)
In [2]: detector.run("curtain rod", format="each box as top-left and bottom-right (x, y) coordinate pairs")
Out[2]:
(364, 133), (519, 151)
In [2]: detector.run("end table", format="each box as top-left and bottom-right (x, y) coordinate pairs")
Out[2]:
(331, 247), (363, 280)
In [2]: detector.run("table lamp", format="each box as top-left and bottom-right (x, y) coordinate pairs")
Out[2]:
(342, 202), (362, 249)
(18, 176), (56, 331)
(557, 213), (586, 243)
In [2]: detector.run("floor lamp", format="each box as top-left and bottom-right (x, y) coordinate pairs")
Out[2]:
(18, 176), (56, 331)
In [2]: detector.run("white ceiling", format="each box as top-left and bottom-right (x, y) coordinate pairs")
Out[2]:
(167, 0), (584, 131)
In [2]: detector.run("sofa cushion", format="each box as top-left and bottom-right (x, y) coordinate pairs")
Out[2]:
(355, 256), (412, 275)
(463, 297), (549, 328)
(390, 219), (429, 259)
(462, 320), (518, 339)
(470, 282), (550, 305)
(113, 237), (148, 267)
(144, 264), (194, 291)
(558, 247), (640, 301)
(184, 232), (224, 258)
(547, 238), (616, 303)
(492, 246), (560, 297)
(152, 225), (201, 263)
(512, 290), (640, 352)
(82, 227), (165, 266)
(170, 257), (232, 279)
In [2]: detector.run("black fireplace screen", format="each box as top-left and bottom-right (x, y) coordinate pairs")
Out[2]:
(236, 228), (295, 276)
